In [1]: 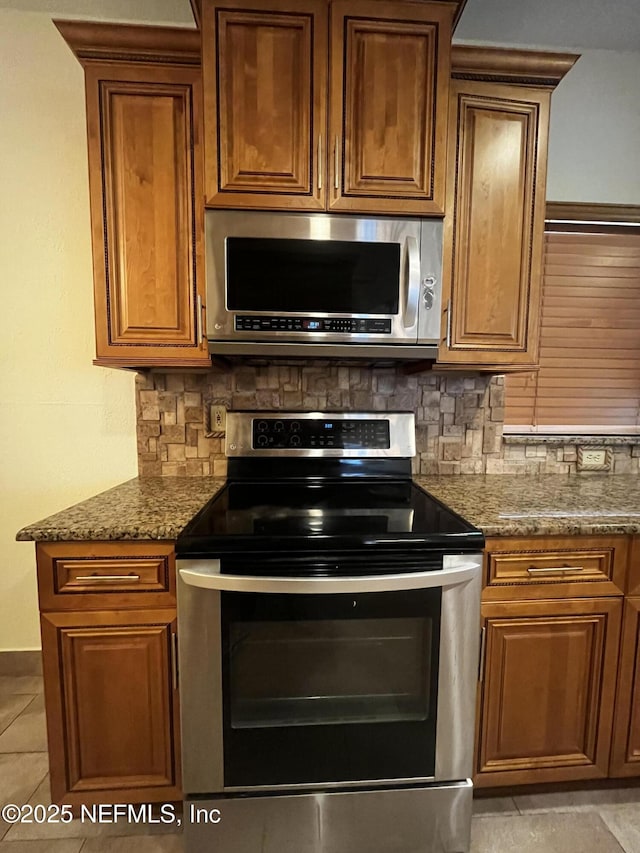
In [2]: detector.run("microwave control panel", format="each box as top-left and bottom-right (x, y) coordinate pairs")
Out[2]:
(252, 418), (391, 450)
(235, 316), (392, 334)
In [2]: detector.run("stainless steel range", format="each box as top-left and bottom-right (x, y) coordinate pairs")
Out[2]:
(176, 412), (483, 853)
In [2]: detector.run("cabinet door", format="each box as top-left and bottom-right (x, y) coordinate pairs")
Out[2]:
(203, 0), (328, 209)
(610, 598), (640, 777)
(439, 81), (550, 367)
(41, 609), (180, 806)
(85, 63), (209, 367)
(476, 597), (622, 788)
(329, 0), (452, 215)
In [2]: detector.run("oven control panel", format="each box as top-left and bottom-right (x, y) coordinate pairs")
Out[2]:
(252, 418), (390, 450)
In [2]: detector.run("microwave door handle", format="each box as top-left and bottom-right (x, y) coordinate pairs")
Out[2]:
(403, 235), (420, 329)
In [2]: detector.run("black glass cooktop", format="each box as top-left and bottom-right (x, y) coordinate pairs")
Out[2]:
(176, 477), (484, 558)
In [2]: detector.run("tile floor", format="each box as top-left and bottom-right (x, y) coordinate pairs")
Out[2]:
(1, 673), (639, 852)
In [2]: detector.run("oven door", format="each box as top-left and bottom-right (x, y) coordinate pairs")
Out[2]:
(177, 554), (481, 794)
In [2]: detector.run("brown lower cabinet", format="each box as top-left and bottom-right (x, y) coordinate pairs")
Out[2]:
(35, 536), (640, 803)
(610, 597), (640, 777)
(476, 534), (640, 789)
(37, 542), (180, 806)
(477, 597), (622, 787)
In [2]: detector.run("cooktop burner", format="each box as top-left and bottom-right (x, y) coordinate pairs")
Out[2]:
(175, 412), (484, 560)
(178, 479), (480, 552)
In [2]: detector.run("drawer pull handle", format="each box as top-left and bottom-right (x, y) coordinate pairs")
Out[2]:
(73, 574), (141, 583)
(526, 566), (584, 575)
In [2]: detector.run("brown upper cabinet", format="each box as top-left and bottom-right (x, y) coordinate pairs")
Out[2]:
(202, 0), (456, 214)
(56, 22), (211, 368)
(438, 47), (579, 370)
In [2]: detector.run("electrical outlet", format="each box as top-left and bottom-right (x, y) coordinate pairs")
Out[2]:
(577, 447), (611, 471)
(211, 405), (227, 434)
(582, 449), (606, 466)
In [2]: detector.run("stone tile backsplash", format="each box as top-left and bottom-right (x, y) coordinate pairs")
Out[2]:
(135, 367), (640, 477)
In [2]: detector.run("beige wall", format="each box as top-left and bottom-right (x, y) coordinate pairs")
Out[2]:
(0, 8), (138, 651)
(547, 49), (640, 204)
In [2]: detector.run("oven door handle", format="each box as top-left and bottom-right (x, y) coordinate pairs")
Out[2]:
(178, 559), (480, 594)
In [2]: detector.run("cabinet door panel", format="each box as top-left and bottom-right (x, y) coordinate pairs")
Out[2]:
(440, 84), (550, 366)
(477, 598), (622, 787)
(610, 598), (640, 776)
(204, 0), (327, 209)
(628, 536), (640, 595)
(330, 0), (451, 214)
(86, 64), (208, 366)
(41, 609), (180, 805)
(108, 90), (187, 341)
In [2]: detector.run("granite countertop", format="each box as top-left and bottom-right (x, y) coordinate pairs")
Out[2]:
(417, 474), (640, 537)
(16, 477), (226, 542)
(16, 473), (640, 543)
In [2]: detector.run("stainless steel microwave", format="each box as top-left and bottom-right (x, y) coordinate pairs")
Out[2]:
(205, 210), (443, 359)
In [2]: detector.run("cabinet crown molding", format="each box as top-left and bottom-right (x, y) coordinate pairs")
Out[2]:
(191, 0), (468, 28)
(54, 20), (201, 66)
(451, 44), (579, 87)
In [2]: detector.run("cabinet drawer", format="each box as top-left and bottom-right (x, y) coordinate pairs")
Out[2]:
(483, 536), (628, 600)
(54, 558), (168, 594)
(37, 542), (176, 611)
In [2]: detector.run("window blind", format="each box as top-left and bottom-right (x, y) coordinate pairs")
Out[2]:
(505, 229), (640, 432)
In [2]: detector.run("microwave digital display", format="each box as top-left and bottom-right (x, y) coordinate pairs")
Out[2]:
(226, 238), (400, 315)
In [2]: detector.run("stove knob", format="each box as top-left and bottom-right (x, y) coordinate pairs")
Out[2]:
(290, 421), (300, 432)
(256, 434), (269, 447)
(256, 420), (268, 432)
(274, 421), (284, 432)
(290, 434), (301, 447)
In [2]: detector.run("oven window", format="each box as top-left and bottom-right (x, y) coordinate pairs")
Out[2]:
(221, 590), (440, 787)
(226, 238), (400, 315)
(230, 618), (430, 729)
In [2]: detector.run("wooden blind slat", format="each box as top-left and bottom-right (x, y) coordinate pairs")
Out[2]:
(545, 254), (640, 267)
(545, 298), (640, 311)
(506, 229), (640, 429)
(540, 369), (639, 380)
(538, 378), (640, 389)
(541, 346), (640, 357)
(547, 233), (640, 247)
(544, 277), (640, 291)
(545, 265), (640, 279)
